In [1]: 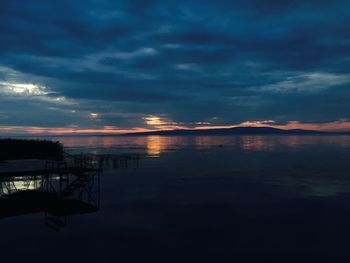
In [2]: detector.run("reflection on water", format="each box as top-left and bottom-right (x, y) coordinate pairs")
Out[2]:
(50, 135), (350, 157)
(1, 176), (43, 194)
(51, 135), (350, 198)
(0, 169), (99, 231)
(147, 136), (162, 157)
(238, 136), (273, 151)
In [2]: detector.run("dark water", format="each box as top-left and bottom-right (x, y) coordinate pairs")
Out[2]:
(1, 135), (350, 262)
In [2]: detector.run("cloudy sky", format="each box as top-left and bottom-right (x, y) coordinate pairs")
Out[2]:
(1, 0), (350, 134)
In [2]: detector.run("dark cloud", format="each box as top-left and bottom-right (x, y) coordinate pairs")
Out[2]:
(0, 0), (350, 131)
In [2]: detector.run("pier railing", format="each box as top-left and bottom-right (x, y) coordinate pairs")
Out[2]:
(44, 151), (97, 174)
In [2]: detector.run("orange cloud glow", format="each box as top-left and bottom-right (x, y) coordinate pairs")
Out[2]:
(1, 119), (350, 135)
(274, 120), (350, 132)
(143, 115), (187, 130)
(194, 119), (350, 132)
(0, 125), (152, 135)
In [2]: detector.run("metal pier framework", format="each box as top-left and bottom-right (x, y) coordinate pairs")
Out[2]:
(0, 152), (100, 231)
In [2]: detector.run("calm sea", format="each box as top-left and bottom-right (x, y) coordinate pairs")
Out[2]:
(1, 135), (350, 262)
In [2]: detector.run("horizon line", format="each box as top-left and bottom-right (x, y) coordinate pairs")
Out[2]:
(1, 123), (350, 137)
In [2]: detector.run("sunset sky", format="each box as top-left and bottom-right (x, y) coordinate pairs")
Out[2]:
(1, 0), (350, 134)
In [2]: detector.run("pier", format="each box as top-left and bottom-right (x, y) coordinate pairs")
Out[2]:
(0, 152), (100, 231)
(0, 151), (143, 230)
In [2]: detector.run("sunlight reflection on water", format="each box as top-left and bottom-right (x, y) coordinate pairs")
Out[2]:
(49, 135), (350, 157)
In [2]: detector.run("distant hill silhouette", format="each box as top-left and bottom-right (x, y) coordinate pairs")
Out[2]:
(123, 126), (331, 136)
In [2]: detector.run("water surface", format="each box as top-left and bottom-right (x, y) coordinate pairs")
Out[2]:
(1, 135), (350, 262)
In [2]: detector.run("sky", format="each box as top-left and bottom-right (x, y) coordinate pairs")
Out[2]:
(1, 0), (350, 135)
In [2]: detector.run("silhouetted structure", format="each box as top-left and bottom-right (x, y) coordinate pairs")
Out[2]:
(0, 153), (100, 231)
(0, 147), (144, 230)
